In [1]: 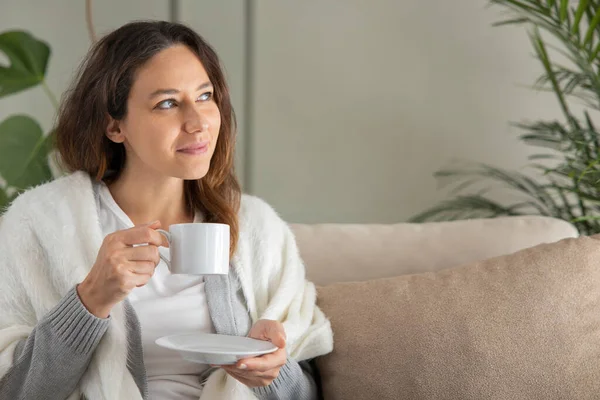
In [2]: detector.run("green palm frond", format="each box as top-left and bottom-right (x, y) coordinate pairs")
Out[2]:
(435, 164), (560, 215)
(412, 0), (600, 236)
(410, 194), (526, 223)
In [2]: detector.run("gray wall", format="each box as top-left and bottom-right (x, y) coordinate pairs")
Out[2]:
(0, 0), (557, 223)
(250, 0), (558, 223)
(0, 0), (169, 134)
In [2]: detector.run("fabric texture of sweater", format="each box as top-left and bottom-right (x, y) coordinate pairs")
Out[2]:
(0, 172), (333, 399)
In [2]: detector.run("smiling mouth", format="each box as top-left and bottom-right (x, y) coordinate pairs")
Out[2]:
(177, 143), (209, 155)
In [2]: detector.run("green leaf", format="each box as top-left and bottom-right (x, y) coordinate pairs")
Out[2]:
(490, 0), (548, 15)
(559, 0), (568, 23)
(41, 128), (56, 156)
(530, 29), (573, 122)
(589, 40), (600, 61)
(583, 111), (600, 151)
(0, 188), (8, 212)
(0, 115), (52, 190)
(571, 0), (588, 36)
(411, 0), (600, 236)
(583, 6), (600, 47)
(528, 154), (560, 161)
(492, 17), (530, 27)
(571, 215), (600, 223)
(0, 31), (50, 98)
(409, 194), (522, 223)
(433, 163), (556, 215)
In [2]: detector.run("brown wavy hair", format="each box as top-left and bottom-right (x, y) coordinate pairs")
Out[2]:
(55, 21), (241, 257)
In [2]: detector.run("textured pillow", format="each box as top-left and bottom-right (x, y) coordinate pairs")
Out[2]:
(316, 235), (600, 400)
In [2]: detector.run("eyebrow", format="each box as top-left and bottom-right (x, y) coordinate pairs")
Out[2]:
(149, 82), (213, 98)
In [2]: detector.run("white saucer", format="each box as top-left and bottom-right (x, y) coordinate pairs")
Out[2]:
(155, 332), (279, 365)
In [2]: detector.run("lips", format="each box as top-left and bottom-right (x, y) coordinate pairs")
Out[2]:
(177, 142), (209, 155)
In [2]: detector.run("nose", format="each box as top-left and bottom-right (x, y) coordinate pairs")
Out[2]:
(182, 106), (209, 134)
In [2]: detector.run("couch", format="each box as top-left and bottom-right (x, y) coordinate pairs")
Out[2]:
(0, 212), (593, 399)
(290, 215), (600, 400)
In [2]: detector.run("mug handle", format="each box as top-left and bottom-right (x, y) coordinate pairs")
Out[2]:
(156, 229), (172, 271)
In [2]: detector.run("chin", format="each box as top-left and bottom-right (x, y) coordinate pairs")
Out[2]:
(168, 155), (213, 180)
(178, 165), (211, 181)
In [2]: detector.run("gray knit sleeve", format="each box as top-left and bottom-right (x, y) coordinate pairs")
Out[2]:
(0, 286), (110, 400)
(251, 358), (319, 400)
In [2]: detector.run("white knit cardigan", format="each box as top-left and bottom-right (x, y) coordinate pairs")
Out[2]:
(0, 171), (333, 399)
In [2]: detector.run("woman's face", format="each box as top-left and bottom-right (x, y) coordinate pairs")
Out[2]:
(107, 44), (221, 180)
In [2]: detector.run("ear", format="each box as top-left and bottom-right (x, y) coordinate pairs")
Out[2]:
(106, 117), (125, 143)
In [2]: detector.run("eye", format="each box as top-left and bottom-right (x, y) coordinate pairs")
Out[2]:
(198, 92), (213, 102)
(155, 99), (177, 110)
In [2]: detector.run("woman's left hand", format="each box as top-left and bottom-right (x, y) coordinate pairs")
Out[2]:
(212, 319), (287, 388)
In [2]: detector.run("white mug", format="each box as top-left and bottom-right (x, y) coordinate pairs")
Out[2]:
(157, 223), (230, 275)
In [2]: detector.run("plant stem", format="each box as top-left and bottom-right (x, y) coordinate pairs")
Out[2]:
(41, 81), (59, 111)
(86, 0), (97, 43)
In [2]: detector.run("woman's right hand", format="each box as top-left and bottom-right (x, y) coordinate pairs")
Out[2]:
(77, 220), (166, 318)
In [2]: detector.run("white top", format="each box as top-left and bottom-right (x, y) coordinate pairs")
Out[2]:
(94, 181), (215, 400)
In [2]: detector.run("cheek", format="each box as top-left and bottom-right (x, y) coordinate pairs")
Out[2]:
(123, 114), (176, 156)
(209, 105), (222, 135)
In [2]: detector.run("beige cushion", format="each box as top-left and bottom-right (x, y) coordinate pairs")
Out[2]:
(316, 235), (600, 400)
(292, 216), (578, 286)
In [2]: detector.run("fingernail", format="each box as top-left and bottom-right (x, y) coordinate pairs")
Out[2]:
(238, 364), (247, 370)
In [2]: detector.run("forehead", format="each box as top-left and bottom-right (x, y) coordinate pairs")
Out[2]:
(131, 44), (210, 94)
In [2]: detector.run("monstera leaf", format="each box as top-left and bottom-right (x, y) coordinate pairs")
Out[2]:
(0, 187), (8, 211)
(0, 115), (53, 190)
(0, 31), (50, 98)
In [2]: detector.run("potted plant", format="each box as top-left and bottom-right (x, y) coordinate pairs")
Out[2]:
(0, 30), (57, 211)
(412, 0), (600, 236)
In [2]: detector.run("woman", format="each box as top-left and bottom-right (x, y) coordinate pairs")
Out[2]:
(0, 21), (333, 400)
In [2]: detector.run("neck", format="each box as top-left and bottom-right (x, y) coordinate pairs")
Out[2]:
(107, 164), (193, 229)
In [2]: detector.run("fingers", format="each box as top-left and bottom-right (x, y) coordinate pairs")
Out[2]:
(122, 245), (161, 264)
(261, 322), (286, 348)
(236, 348), (287, 372)
(129, 261), (157, 276)
(114, 269), (153, 291)
(268, 331), (286, 349)
(117, 222), (165, 247)
(131, 272), (153, 288)
(147, 221), (170, 247)
(219, 365), (280, 387)
(221, 365), (260, 377)
(211, 324), (288, 387)
(222, 365), (280, 379)
(248, 320), (287, 349)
